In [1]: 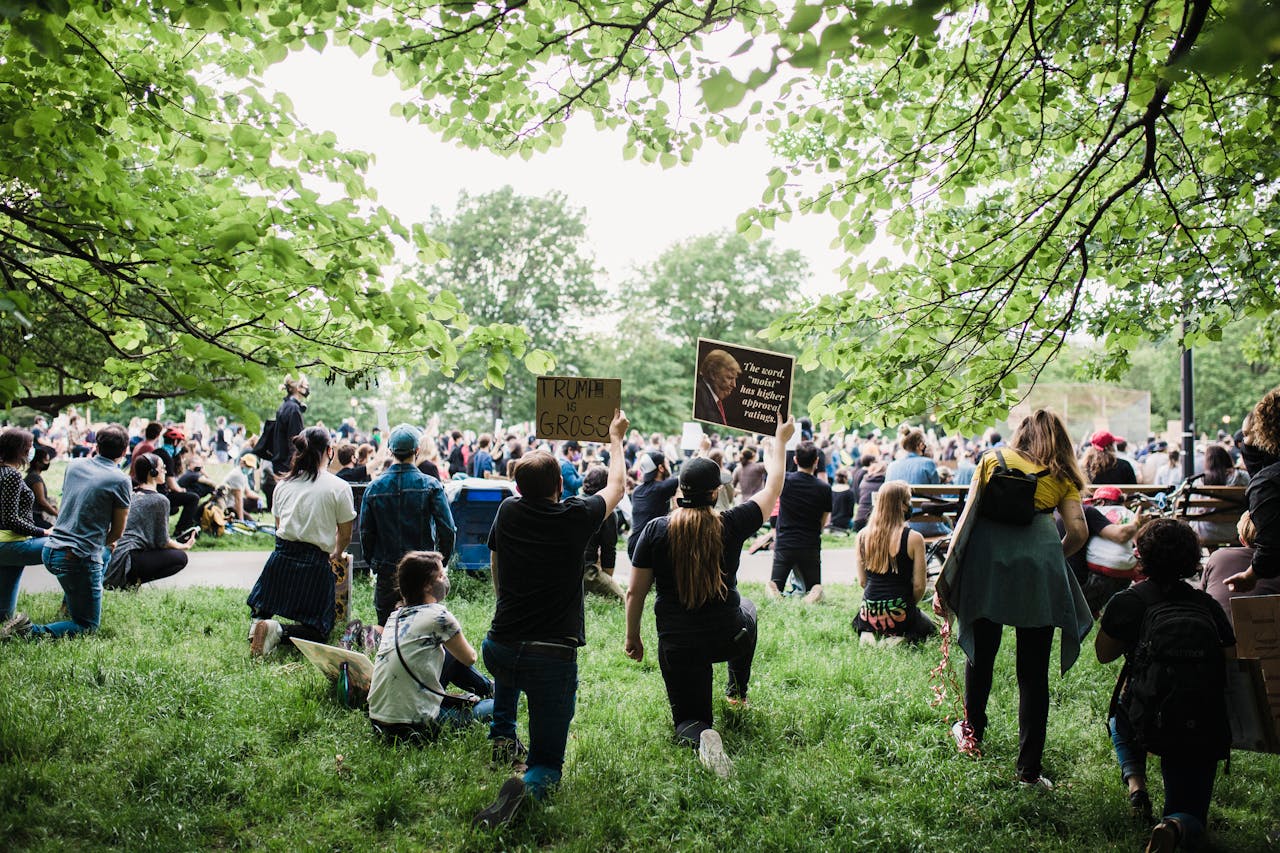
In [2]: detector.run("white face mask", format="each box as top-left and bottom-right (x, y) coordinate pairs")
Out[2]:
(26, 446), (35, 463)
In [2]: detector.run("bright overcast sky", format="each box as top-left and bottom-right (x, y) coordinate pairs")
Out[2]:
(263, 49), (847, 297)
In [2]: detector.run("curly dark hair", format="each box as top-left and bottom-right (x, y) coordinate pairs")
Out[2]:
(1247, 385), (1280, 455)
(1135, 518), (1201, 581)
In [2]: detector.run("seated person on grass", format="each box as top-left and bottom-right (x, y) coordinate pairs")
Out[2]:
(221, 453), (263, 520)
(1058, 486), (1142, 617)
(104, 453), (193, 589)
(1095, 518), (1234, 852)
(368, 551), (493, 742)
(852, 481), (935, 644)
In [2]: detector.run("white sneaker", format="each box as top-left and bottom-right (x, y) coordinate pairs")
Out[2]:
(698, 729), (733, 778)
(1018, 774), (1054, 791)
(251, 619), (283, 657)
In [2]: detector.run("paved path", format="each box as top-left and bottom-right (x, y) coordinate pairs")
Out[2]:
(16, 547), (860, 594)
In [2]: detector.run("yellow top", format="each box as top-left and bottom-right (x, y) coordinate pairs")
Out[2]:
(0, 529), (31, 543)
(977, 448), (1080, 510)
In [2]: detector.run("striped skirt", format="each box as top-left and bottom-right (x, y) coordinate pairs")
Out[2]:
(246, 538), (335, 636)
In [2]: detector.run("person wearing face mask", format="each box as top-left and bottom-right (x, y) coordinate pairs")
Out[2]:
(258, 376), (309, 512)
(104, 453), (192, 589)
(152, 426), (200, 541)
(852, 481), (934, 643)
(368, 551), (493, 742)
(246, 427), (356, 657)
(0, 428), (55, 626)
(24, 445), (59, 529)
(221, 453), (263, 520)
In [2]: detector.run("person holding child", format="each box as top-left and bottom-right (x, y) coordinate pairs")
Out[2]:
(852, 481), (935, 644)
(1095, 519), (1234, 852)
(625, 413), (794, 778)
(368, 551), (493, 742)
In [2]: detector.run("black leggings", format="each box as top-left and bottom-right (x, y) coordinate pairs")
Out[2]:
(964, 618), (1054, 779)
(127, 549), (188, 585)
(658, 599), (757, 746)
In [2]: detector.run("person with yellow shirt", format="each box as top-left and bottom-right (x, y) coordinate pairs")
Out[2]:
(937, 409), (1092, 789)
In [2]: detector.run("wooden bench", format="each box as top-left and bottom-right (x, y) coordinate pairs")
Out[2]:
(904, 483), (1249, 550)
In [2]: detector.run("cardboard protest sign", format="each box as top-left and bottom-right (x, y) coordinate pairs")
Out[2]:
(1232, 595), (1280, 752)
(536, 376), (621, 442)
(290, 637), (374, 694)
(692, 338), (794, 434)
(681, 422), (704, 452)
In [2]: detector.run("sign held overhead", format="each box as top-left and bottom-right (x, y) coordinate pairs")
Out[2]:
(536, 376), (622, 442)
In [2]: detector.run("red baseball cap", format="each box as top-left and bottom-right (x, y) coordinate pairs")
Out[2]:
(1090, 486), (1124, 503)
(1090, 430), (1118, 449)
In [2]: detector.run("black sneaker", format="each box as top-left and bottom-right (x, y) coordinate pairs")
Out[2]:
(490, 737), (528, 772)
(472, 776), (526, 830)
(1129, 788), (1153, 824)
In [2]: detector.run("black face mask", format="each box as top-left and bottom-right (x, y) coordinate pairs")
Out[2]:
(300, 387), (310, 398)
(903, 507), (913, 522)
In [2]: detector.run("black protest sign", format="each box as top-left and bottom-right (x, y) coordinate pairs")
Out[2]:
(692, 338), (794, 434)
(536, 376), (622, 442)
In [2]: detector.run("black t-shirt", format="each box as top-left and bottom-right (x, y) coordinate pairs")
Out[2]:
(1100, 580), (1235, 653)
(632, 501), (764, 640)
(830, 487), (855, 529)
(154, 446), (181, 494)
(1058, 505), (1113, 582)
(775, 471), (832, 551)
(1092, 459), (1137, 485)
(627, 477), (679, 554)
(417, 459), (442, 481)
(487, 494), (606, 646)
(336, 465), (368, 483)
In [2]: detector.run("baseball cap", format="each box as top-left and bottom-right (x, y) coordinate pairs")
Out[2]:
(1090, 486), (1124, 503)
(388, 423), (422, 454)
(239, 453), (259, 469)
(677, 457), (722, 508)
(638, 451), (665, 481)
(1090, 430), (1118, 450)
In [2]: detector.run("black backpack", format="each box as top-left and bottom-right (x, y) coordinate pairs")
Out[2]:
(251, 419), (278, 464)
(1113, 582), (1229, 759)
(979, 450), (1045, 525)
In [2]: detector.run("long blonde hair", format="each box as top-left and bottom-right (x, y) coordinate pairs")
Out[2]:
(666, 506), (726, 608)
(858, 481), (911, 575)
(1010, 409), (1085, 489)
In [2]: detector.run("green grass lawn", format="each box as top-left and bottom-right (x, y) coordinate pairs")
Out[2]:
(1, 577), (1276, 852)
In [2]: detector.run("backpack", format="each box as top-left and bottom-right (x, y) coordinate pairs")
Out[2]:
(251, 419), (277, 463)
(201, 502), (226, 537)
(978, 450), (1045, 525)
(1114, 582), (1229, 758)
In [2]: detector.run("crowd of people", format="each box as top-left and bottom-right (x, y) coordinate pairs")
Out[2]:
(3, 377), (1280, 850)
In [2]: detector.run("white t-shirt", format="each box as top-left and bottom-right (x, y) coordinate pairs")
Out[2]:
(368, 603), (461, 724)
(222, 467), (250, 492)
(271, 471), (356, 553)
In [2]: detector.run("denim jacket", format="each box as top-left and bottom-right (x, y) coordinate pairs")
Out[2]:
(359, 464), (456, 574)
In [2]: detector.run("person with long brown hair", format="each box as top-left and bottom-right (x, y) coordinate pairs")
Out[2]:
(852, 481), (934, 643)
(625, 413), (795, 777)
(936, 408), (1091, 789)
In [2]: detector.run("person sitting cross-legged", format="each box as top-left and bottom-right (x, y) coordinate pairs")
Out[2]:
(368, 551), (493, 743)
(852, 481), (936, 644)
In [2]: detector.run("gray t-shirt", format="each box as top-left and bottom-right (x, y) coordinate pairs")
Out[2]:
(47, 456), (131, 559)
(105, 490), (171, 581)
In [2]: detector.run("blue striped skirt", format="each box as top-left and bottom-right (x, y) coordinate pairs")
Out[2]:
(246, 538), (335, 636)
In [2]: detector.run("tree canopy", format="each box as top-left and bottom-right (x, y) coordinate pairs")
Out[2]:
(409, 186), (595, 425)
(310, 0), (1276, 430)
(6, 1), (1277, 430)
(0, 1), (537, 423)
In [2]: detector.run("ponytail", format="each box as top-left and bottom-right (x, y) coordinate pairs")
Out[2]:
(666, 506), (726, 609)
(287, 427), (330, 482)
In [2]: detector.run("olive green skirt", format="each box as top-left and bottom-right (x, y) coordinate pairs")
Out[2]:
(949, 513), (1094, 674)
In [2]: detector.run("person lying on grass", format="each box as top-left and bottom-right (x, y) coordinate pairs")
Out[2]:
(1095, 518), (1235, 852)
(625, 412), (795, 778)
(368, 551), (493, 743)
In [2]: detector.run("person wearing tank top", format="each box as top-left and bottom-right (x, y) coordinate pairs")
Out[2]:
(852, 482), (934, 643)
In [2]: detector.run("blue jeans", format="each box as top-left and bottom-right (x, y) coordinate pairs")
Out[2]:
(482, 636), (578, 800)
(1110, 713), (1217, 838)
(0, 536), (49, 620)
(439, 698), (495, 728)
(29, 546), (103, 638)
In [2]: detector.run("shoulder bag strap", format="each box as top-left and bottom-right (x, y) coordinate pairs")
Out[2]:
(392, 610), (453, 701)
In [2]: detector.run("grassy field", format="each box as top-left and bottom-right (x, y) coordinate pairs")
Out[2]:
(1, 577), (1276, 852)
